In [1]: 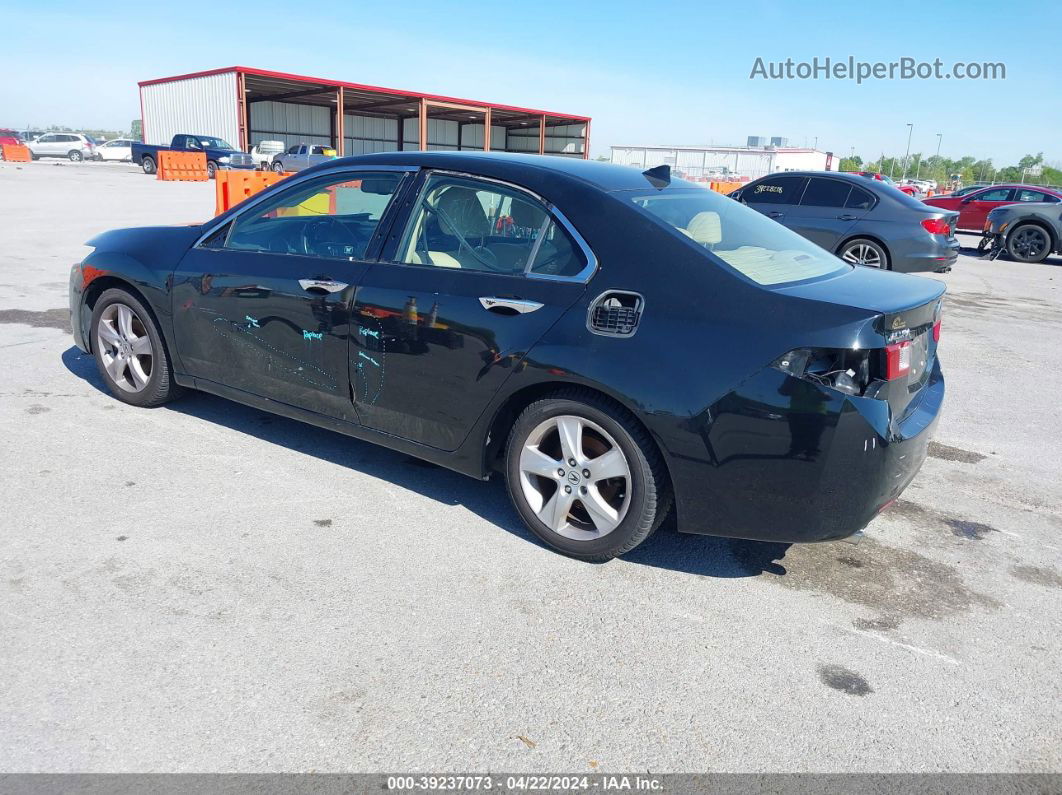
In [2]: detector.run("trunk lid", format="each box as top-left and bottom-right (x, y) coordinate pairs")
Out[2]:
(776, 266), (945, 421)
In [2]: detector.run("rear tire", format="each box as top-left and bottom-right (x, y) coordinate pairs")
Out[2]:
(141, 155), (156, 175)
(90, 289), (182, 408)
(505, 389), (671, 561)
(272, 161), (285, 173)
(68, 150), (83, 162)
(838, 237), (889, 269)
(1006, 224), (1052, 263)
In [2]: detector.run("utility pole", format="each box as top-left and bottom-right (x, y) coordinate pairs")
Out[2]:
(900, 123), (913, 181)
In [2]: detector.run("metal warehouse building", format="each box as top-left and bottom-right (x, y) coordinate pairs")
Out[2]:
(610, 144), (835, 181)
(139, 66), (590, 158)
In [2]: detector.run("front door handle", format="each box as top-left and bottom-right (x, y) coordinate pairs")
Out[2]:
(299, 278), (348, 294)
(479, 297), (544, 314)
(837, 214), (858, 221)
(767, 211), (785, 218)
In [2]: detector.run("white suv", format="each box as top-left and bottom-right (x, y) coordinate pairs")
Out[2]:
(29, 133), (96, 162)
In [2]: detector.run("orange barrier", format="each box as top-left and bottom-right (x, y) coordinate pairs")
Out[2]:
(157, 151), (208, 181)
(214, 169), (296, 215)
(709, 180), (744, 195)
(1, 144), (31, 162)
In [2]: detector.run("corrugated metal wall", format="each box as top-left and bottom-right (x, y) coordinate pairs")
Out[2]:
(249, 101), (332, 148)
(345, 114), (399, 154)
(141, 71), (239, 147)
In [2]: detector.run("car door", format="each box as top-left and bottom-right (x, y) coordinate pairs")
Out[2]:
(959, 187), (1014, 230)
(785, 176), (871, 250)
(742, 175), (808, 226)
(171, 167), (413, 420)
(33, 133), (58, 156)
(350, 170), (594, 451)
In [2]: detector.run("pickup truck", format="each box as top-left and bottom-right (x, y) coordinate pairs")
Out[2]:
(131, 134), (256, 178)
(270, 143), (337, 173)
(249, 140), (285, 170)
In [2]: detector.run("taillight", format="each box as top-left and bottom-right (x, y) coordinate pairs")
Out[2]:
(921, 217), (951, 236)
(885, 341), (912, 380)
(932, 320), (941, 342)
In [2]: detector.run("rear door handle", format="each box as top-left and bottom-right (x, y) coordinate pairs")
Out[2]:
(767, 211), (785, 218)
(479, 297), (544, 314)
(299, 278), (348, 294)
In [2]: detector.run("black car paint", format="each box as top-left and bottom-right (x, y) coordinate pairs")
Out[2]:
(70, 152), (945, 544)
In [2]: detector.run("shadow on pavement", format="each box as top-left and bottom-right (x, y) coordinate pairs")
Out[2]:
(63, 345), (790, 579)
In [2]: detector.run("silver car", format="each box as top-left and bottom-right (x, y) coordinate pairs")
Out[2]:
(29, 132), (96, 162)
(271, 143), (337, 172)
(733, 171), (959, 273)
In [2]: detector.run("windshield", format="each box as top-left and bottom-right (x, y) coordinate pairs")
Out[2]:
(198, 137), (234, 150)
(628, 188), (848, 286)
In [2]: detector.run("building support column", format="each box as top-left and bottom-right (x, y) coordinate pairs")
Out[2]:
(336, 86), (345, 156)
(237, 71), (248, 151)
(538, 114), (546, 155)
(418, 98), (428, 152)
(483, 107), (491, 152)
(583, 119), (591, 159)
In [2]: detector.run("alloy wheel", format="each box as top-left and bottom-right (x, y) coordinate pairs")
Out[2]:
(841, 243), (883, 268)
(1011, 227), (1048, 260)
(518, 415), (632, 540)
(96, 303), (153, 392)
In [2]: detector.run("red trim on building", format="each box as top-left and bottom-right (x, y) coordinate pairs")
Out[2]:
(137, 66), (590, 123)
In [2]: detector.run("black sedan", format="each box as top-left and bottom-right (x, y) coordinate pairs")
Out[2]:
(69, 153), (945, 561)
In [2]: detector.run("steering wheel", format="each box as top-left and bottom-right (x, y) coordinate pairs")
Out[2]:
(301, 217), (360, 258)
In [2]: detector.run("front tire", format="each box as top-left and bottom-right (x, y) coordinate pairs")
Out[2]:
(90, 289), (182, 408)
(141, 155), (156, 175)
(505, 389), (671, 561)
(1006, 224), (1052, 263)
(839, 237), (889, 269)
(206, 160), (218, 179)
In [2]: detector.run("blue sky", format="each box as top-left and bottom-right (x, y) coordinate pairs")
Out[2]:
(3, 0), (1058, 166)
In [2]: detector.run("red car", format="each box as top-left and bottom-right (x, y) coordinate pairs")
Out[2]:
(923, 184), (1062, 232)
(0, 129), (22, 147)
(844, 171), (918, 196)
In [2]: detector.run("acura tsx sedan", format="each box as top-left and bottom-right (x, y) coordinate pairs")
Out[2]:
(69, 152), (945, 561)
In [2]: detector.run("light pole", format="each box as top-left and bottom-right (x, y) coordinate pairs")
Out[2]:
(934, 133), (942, 184)
(900, 123), (914, 181)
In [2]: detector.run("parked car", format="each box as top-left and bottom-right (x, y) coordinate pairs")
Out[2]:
(272, 143), (337, 172)
(69, 152), (946, 561)
(250, 140), (285, 170)
(0, 129), (21, 147)
(983, 202), (1062, 263)
(28, 132), (96, 161)
(923, 184), (1062, 232)
(732, 171), (959, 272)
(130, 134), (256, 178)
(845, 171), (918, 196)
(933, 184), (988, 199)
(95, 138), (136, 162)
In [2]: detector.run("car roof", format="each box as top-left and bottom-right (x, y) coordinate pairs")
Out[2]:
(323, 151), (691, 193)
(755, 171), (875, 184)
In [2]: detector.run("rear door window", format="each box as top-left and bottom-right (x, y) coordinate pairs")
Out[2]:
(799, 178), (852, 208)
(1017, 189), (1057, 202)
(745, 176), (807, 205)
(845, 186), (874, 210)
(395, 173), (587, 278)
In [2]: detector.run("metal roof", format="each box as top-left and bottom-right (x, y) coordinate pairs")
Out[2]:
(139, 66), (590, 128)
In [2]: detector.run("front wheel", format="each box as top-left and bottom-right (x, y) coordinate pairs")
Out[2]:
(141, 155), (156, 175)
(206, 160), (218, 179)
(1006, 224), (1052, 263)
(505, 389), (671, 561)
(839, 238), (889, 269)
(90, 289), (182, 408)
(68, 150), (83, 162)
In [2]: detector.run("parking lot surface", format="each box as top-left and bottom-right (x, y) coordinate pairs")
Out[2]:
(1, 160), (1060, 772)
